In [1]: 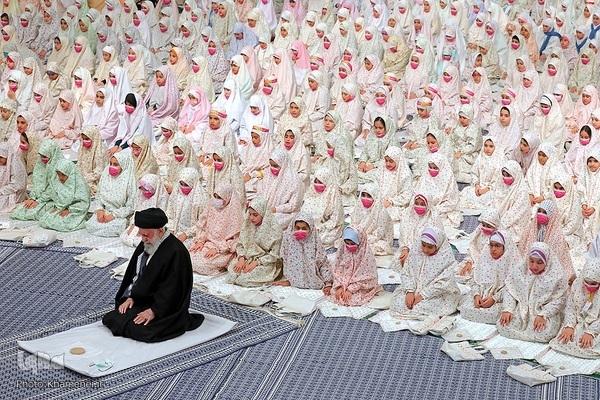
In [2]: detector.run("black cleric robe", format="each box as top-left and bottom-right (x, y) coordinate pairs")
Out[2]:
(102, 233), (204, 342)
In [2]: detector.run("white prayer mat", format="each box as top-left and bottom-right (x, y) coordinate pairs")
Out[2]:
(483, 335), (549, 360)
(267, 286), (325, 303)
(96, 241), (136, 260)
(375, 254), (395, 269)
(17, 312), (235, 378)
(57, 229), (121, 249)
(368, 310), (413, 332)
(109, 261), (128, 280)
(317, 299), (377, 319)
(443, 316), (497, 342)
(73, 250), (118, 268)
(537, 349), (600, 376)
(377, 268), (401, 285)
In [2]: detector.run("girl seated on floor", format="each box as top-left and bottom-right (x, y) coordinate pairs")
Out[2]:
(131, 134), (159, 182)
(0, 142), (26, 215)
(77, 125), (107, 196)
(240, 125), (274, 197)
(323, 226), (382, 307)
(351, 183), (394, 257)
(275, 212), (332, 290)
(357, 115), (398, 184)
(552, 172), (584, 250)
(39, 158), (90, 232)
(390, 227), (461, 319)
(375, 146), (413, 222)
(300, 167), (344, 249)
(459, 137), (505, 210)
(493, 160), (530, 244)
(257, 148), (304, 229)
(414, 153), (462, 227)
(395, 193), (444, 268)
(455, 208), (501, 283)
(228, 197), (283, 287)
(577, 149), (600, 247)
(498, 242), (569, 343)
(205, 146), (246, 202)
(449, 104), (482, 183)
(120, 173), (169, 248)
(85, 152), (136, 238)
(519, 200), (576, 283)
(18, 130), (41, 184)
(190, 182), (244, 276)
(551, 258), (600, 359)
(12, 140), (63, 221)
(164, 136), (201, 195)
(166, 167), (208, 246)
(458, 231), (522, 324)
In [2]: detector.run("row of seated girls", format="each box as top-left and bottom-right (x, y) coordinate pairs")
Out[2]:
(0, 0), (599, 361)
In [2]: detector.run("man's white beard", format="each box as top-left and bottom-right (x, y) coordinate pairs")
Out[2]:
(143, 240), (160, 255)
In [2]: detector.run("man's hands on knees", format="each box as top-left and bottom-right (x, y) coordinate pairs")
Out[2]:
(118, 298), (134, 314)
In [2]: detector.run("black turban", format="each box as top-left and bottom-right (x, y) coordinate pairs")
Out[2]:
(134, 208), (168, 229)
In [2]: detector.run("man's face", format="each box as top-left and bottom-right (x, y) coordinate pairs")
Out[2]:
(138, 228), (162, 245)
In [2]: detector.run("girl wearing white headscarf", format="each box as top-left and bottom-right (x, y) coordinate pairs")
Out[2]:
(551, 258), (600, 358)
(93, 45), (118, 85)
(112, 92), (154, 152)
(532, 94), (566, 149)
(213, 0), (236, 53)
(186, 56), (215, 102)
(264, 48), (297, 103)
(0, 70), (32, 114)
(577, 148), (600, 245)
(567, 85), (599, 138)
(334, 82), (364, 140)
(0, 142), (26, 214)
(356, 54), (384, 106)
(498, 242), (569, 343)
(205, 145), (245, 203)
(85, 151), (136, 237)
(190, 181), (244, 276)
(526, 141), (562, 207)
(228, 196), (282, 287)
(258, 74), (285, 120)
(46, 89), (82, 150)
(375, 146), (413, 221)
(213, 78), (247, 134)
(300, 167), (344, 249)
(450, 104), (482, 183)
(27, 83), (57, 134)
(415, 153), (462, 227)
(279, 126), (310, 189)
(303, 70), (331, 133)
(565, 125), (596, 180)
(119, 173), (169, 248)
(277, 211), (332, 288)
(71, 67), (95, 116)
(275, 96), (311, 147)
(239, 95), (274, 147)
(360, 86), (398, 144)
(226, 54), (254, 102)
(167, 167), (209, 246)
(358, 115), (398, 184)
(257, 148), (303, 229)
(352, 183), (394, 256)
(123, 45), (150, 97)
(489, 104), (521, 159)
(77, 125), (108, 196)
(459, 231), (522, 324)
(391, 226), (460, 319)
(63, 35), (95, 78)
(460, 137), (506, 211)
(84, 88), (119, 147)
(494, 160), (531, 244)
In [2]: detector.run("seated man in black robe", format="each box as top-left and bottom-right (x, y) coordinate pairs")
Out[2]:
(103, 208), (204, 342)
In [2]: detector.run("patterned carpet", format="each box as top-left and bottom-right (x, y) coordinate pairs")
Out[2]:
(1, 239), (598, 400)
